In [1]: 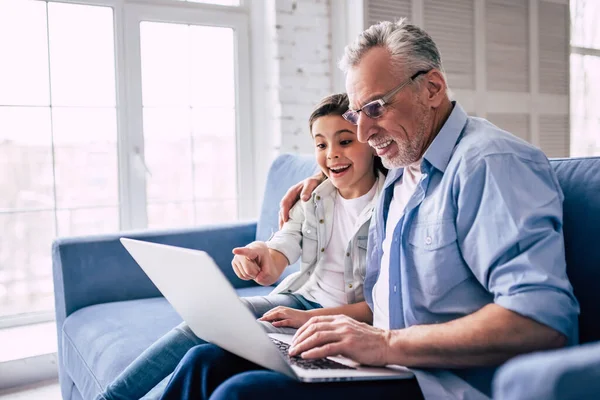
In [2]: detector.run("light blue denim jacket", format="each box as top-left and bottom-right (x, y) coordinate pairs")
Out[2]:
(268, 171), (385, 305)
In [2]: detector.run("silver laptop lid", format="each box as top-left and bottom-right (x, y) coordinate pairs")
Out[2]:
(120, 238), (296, 379)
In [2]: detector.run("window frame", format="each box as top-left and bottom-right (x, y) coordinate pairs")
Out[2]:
(122, 2), (254, 229)
(0, 0), (253, 328)
(569, 0), (600, 157)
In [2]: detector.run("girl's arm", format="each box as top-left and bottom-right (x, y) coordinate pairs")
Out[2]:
(306, 301), (372, 324)
(260, 301), (373, 328)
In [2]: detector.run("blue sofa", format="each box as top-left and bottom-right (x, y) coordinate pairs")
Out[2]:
(53, 154), (600, 400)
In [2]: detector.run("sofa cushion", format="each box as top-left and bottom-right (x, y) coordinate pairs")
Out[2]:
(256, 153), (318, 242)
(62, 286), (273, 400)
(493, 340), (600, 399)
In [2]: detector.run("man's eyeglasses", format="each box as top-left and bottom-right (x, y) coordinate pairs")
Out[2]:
(342, 70), (430, 125)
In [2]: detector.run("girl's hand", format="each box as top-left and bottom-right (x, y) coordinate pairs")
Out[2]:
(231, 242), (279, 286)
(259, 306), (312, 329)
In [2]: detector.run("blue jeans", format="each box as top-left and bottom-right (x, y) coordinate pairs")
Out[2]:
(96, 294), (321, 400)
(159, 344), (424, 400)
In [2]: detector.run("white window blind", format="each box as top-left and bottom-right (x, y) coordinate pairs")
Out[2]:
(424, 0), (475, 89)
(540, 115), (570, 157)
(488, 113), (530, 142)
(540, 1), (569, 95)
(366, 0), (411, 27)
(486, 0), (529, 92)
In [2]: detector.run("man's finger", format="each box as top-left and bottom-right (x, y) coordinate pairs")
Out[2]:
(298, 342), (343, 360)
(293, 315), (336, 342)
(292, 319), (336, 348)
(300, 172), (324, 201)
(280, 184), (302, 223)
(299, 178), (320, 201)
(289, 329), (341, 357)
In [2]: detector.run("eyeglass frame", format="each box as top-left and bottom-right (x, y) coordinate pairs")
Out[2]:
(342, 69), (431, 125)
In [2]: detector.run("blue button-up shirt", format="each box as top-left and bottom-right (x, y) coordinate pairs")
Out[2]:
(364, 103), (580, 399)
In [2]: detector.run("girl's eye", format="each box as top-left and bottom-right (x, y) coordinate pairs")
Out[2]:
(316, 143), (326, 149)
(340, 140), (352, 146)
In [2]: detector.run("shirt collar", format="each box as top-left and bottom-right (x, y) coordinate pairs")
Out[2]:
(423, 101), (467, 173)
(383, 101), (468, 189)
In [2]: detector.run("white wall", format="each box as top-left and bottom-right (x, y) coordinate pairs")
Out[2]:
(250, 0), (333, 208)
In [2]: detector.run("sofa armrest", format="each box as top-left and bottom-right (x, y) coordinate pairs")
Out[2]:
(52, 221), (257, 325)
(492, 341), (600, 400)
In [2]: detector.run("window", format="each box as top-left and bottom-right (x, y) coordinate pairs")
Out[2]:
(571, 0), (600, 157)
(0, 1), (119, 320)
(140, 22), (238, 228)
(0, 0), (251, 325)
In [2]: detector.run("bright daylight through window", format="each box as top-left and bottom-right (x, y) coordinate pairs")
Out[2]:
(571, 0), (600, 157)
(0, 1), (119, 320)
(0, 0), (243, 324)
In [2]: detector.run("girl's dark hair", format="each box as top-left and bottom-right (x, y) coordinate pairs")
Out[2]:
(308, 93), (388, 176)
(308, 93), (350, 132)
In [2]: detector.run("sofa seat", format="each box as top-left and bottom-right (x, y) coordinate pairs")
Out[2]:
(62, 286), (274, 400)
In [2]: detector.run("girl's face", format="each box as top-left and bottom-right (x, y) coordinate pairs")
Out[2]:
(312, 115), (376, 199)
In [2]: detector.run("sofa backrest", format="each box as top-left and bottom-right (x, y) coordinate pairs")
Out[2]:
(550, 157), (600, 344)
(257, 154), (600, 343)
(256, 153), (319, 242)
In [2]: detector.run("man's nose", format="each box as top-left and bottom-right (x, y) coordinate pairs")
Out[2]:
(357, 113), (375, 143)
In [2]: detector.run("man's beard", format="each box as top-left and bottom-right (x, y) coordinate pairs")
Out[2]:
(382, 103), (430, 169)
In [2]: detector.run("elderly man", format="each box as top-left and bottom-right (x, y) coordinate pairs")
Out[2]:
(159, 19), (579, 400)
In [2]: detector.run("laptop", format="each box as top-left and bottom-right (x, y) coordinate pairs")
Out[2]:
(120, 238), (414, 382)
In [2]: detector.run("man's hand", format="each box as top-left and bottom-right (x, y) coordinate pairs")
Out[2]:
(278, 172), (325, 228)
(259, 306), (312, 329)
(288, 315), (391, 366)
(231, 242), (280, 286)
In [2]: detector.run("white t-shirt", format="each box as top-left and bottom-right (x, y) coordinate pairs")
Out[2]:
(299, 182), (378, 308)
(372, 162), (422, 329)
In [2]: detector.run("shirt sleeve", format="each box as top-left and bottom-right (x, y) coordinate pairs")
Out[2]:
(454, 153), (580, 341)
(265, 202), (305, 265)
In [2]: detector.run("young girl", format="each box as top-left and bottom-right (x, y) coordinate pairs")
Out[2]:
(96, 93), (386, 400)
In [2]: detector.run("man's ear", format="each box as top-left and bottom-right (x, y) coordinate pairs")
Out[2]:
(425, 69), (446, 108)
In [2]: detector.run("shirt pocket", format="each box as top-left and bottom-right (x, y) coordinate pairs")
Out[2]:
(407, 220), (469, 295)
(301, 222), (318, 265)
(356, 235), (368, 280)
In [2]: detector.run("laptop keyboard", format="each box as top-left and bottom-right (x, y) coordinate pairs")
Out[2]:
(271, 338), (355, 370)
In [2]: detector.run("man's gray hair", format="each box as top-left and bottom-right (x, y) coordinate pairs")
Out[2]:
(339, 18), (447, 86)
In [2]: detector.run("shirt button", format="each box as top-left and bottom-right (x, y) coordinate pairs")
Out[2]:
(306, 229), (311, 234)
(316, 196), (321, 200)
(321, 248), (325, 252)
(393, 285), (397, 293)
(319, 219), (324, 224)
(346, 252), (350, 257)
(348, 283), (353, 288)
(425, 236), (432, 245)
